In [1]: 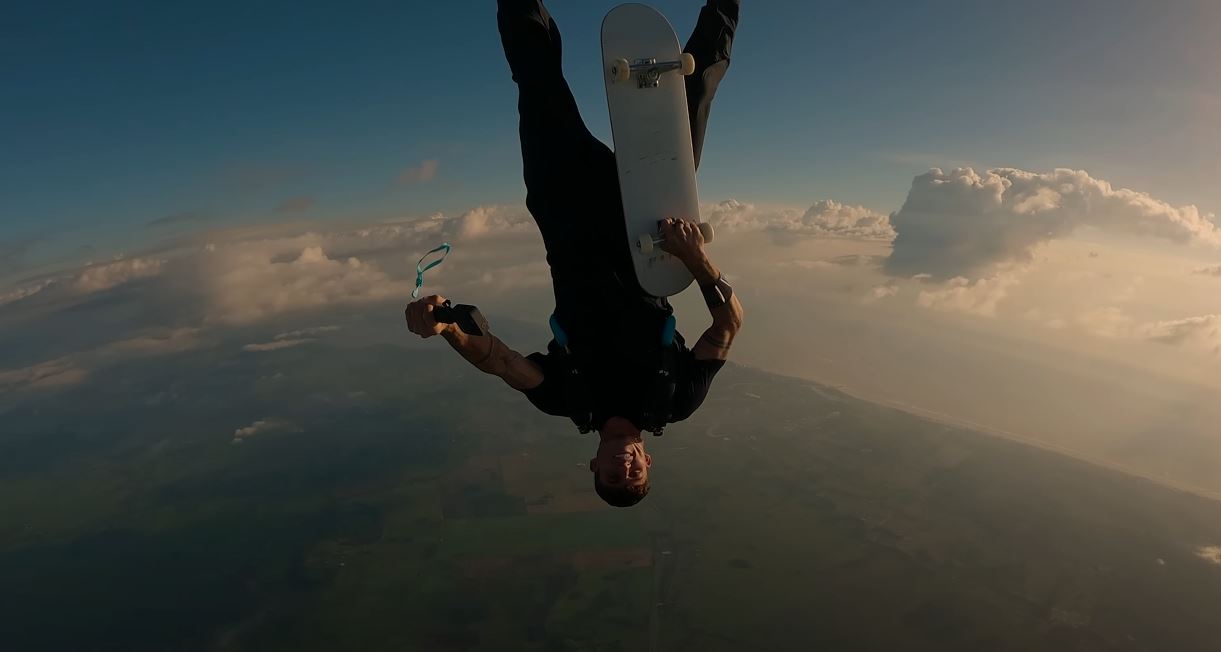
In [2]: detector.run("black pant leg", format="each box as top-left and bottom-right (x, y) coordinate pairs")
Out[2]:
(497, 1), (624, 313)
(683, 0), (739, 169)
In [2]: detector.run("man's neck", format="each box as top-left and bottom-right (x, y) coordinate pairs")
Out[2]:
(599, 417), (642, 441)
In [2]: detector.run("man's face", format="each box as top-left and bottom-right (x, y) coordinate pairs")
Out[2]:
(589, 437), (652, 488)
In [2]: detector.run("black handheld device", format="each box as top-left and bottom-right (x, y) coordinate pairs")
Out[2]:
(432, 300), (490, 337)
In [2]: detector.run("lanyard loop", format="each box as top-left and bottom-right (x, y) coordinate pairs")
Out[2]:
(412, 242), (451, 299)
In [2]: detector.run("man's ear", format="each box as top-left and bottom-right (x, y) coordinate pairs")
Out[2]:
(588, 458), (596, 473)
(644, 453), (653, 467)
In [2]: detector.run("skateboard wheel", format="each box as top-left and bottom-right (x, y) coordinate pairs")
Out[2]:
(612, 58), (631, 83)
(680, 53), (696, 76)
(638, 233), (655, 254)
(697, 222), (715, 244)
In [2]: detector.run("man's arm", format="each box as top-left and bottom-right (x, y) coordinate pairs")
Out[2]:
(440, 326), (544, 391)
(686, 252), (744, 361)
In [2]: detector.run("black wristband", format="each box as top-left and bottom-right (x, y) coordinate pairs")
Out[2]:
(700, 274), (733, 310)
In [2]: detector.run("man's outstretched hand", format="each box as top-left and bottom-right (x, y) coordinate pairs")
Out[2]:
(658, 216), (705, 264)
(405, 294), (451, 339)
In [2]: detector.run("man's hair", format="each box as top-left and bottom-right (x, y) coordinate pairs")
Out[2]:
(594, 477), (650, 508)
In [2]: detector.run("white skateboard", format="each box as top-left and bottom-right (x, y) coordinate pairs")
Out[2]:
(602, 3), (716, 298)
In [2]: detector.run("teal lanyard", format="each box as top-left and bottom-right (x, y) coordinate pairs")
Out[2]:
(412, 243), (451, 299)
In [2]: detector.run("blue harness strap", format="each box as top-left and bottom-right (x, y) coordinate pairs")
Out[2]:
(411, 243), (451, 299)
(661, 314), (676, 346)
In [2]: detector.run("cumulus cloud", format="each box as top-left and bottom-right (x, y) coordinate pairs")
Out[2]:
(705, 199), (894, 241)
(886, 167), (1221, 278)
(454, 205), (533, 239)
(1197, 546), (1221, 565)
(232, 418), (301, 442)
(398, 159), (439, 185)
(201, 243), (411, 325)
(916, 271), (1022, 317)
(1, 204), (546, 327)
(863, 281), (899, 303)
(72, 257), (165, 293)
(0, 257), (165, 308)
(1139, 315), (1221, 355)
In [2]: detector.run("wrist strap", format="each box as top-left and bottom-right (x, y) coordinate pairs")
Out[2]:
(412, 242), (451, 299)
(700, 273), (733, 309)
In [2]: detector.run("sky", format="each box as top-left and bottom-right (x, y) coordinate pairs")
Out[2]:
(4, 0), (1221, 270)
(3, 2), (1221, 494)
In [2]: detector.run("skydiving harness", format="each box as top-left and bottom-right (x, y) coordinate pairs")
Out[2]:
(412, 241), (680, 436)
(548, 312), (678, 437)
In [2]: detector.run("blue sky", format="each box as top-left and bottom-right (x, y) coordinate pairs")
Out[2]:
(3, 0), (1219, 272)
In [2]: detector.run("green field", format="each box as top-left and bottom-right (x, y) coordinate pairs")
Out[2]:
(2, 338), (1220, 651)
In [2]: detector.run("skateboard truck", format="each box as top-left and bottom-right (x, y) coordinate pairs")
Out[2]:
(611, 54), (696, 88)
(637, 221), (716, 255)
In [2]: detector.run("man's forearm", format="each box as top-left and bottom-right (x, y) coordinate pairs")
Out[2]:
(440, 326), (500, 373)
(686, 253), (744, 328)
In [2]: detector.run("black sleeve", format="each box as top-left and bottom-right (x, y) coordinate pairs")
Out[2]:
(521, 350), (570, 417)
(669, 349), (727, 423)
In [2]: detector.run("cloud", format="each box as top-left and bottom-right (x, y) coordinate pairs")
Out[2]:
(102, 328), (202, 356)
(275, 197), (314, 214)
(243, 326), (339, 352)
(863, 281), (899, 303)
(1193, 264), (1221, 276)
(72, 258), (164, 293)
(916, 271), (1022, 317)
(232, 418), (301, 442)
(201, 243), (411, 325)
(453, 205), (533, 239)
(0, 358), (89, 392)
(0, 278), (57, 307)
(1139, 315), (1221, 355)
(242, 339), (314, 352)
(1197, 546), (1221, 565)
(398, 159), (439, 185)
(1073, 307), (1221, 354)
(705, 199), (894, 241)
(886, 167), (1221, 278)
(0, 204), (547, 328)
(0, 257), (166, 308)
(148, 211), (208, 228)
(0, 328), (199, 394)
(274, 325), (341, 340)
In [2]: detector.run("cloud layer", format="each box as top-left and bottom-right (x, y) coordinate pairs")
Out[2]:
(0, 257), (165, 306)
(886, 167), (1221, 278)
(705, 199), (895, 241)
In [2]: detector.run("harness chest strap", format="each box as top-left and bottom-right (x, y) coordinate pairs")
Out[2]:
(548, 313), (678, 436)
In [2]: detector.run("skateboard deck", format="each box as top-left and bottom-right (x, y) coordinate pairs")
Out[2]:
(602, 3), (713, 298)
